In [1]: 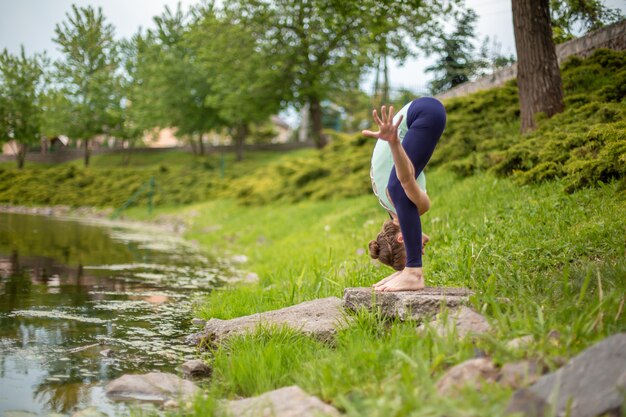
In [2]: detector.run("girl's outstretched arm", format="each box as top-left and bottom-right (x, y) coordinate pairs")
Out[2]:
(362, 105), (430, 214)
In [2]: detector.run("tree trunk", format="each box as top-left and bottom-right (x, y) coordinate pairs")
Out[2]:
(512, 0), (564, 132)
(83, 139), (91, 167)
(198, 134), (205, 156)
(382, 54), (389, 105)
(372, 56), (381, 108)
(309, 97), (327, 148)
(16, 143), (26, 169)
(122, 141), (134, 166)
(234, 123), (248, 162)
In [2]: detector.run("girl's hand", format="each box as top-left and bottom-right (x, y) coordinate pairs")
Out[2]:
(362, 105), (403, 143)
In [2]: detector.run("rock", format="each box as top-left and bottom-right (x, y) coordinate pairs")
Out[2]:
(505, 333), (626, 417)
(419, 305), (491, 338)
(193, 297), (349, 346)
(191, 317), (206, 326)
(162, 400), (178, 409)
(506, 335), (534, 350)
(181, 359), (212, 378)
(498, 361), (542, 389)
(105, 372), (199, 403)
(436, 358), (499, 395)
(223, 385), (340, 417)
(70, 407), (108, 417)
(505, 389), (551, 417)
(343, 287), (473, 321)
(99, 349), (114, 358)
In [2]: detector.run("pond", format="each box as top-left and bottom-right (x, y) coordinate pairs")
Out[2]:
(0, 212), (228, 417)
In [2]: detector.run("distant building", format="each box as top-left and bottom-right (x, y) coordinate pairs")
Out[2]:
(142, 127), (183, 148)
(1, 115), (294, 155)
(270, 115), (292, 143)
(2, 135), (70, 155)
(140, 115), (293, 148)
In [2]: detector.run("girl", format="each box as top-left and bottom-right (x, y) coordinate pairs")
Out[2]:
(363, 97), (446, 291)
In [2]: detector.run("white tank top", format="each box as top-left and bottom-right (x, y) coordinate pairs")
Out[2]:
(370, 101), (426, 215)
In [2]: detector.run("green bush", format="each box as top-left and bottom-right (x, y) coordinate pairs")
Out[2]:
(435, 48), (626, 192)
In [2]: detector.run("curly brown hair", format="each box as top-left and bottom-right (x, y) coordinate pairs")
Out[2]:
(368, 220), (405, 271)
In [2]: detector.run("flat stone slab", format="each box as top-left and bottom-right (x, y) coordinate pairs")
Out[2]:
(343, 287), (473, 321)
(191, 297), (348, 346)
(505, 333), (626, 417)
(418, 305), (491, 338)
(223, 386), (340, 417)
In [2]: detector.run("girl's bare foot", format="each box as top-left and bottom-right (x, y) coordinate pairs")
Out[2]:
(376, 267), (425, 292)
(373, 271), (400, 288)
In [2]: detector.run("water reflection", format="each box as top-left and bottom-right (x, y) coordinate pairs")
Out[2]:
(0, 213), (227, 416)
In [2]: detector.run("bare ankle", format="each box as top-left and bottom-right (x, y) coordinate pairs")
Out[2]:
(403, 267), (423, 277)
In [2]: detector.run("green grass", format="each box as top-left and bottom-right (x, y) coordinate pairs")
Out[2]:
(168, 168), (626, 416)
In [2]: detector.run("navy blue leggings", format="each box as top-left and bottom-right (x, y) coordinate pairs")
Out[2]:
(388, 97), (446, 268)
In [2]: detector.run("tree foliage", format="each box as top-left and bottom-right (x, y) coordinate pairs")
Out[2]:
(52, 5), (122, 166)
(222, 0), (451, 147)
(0, 47), (47, 168)
(123, 5), (223, 155)
(425, 8), (479, 94)
(188, 5), (287, 160)
(426, 7), (515, 95)
(550, 0), (624, 43)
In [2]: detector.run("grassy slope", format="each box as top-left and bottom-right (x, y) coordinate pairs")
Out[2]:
(437, 49), (626, 192)
(172, 168), (626, 416)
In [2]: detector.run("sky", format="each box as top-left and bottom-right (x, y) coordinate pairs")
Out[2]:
(1, 0), (624, 95)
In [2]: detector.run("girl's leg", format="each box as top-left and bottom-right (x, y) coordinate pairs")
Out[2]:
(387, 97), (446, 269)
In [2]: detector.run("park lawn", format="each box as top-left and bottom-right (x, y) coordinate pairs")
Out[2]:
(163, 168), (626, 416)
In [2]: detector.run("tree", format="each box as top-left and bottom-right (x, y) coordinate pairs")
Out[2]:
(124, 5), (221, 155)
(52, 5), (122, 166)
(0, 47), (46, 168)
(425, 8), (480, 95)
(476, 36), (516, 77)
(188, 6), (287, 161)
(512, 0), (564, 133)
(550, 0), (623, 43)
(117, 34), (157, 155)
(224, 0), (449, 148)
(425, 6), (516, 95)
